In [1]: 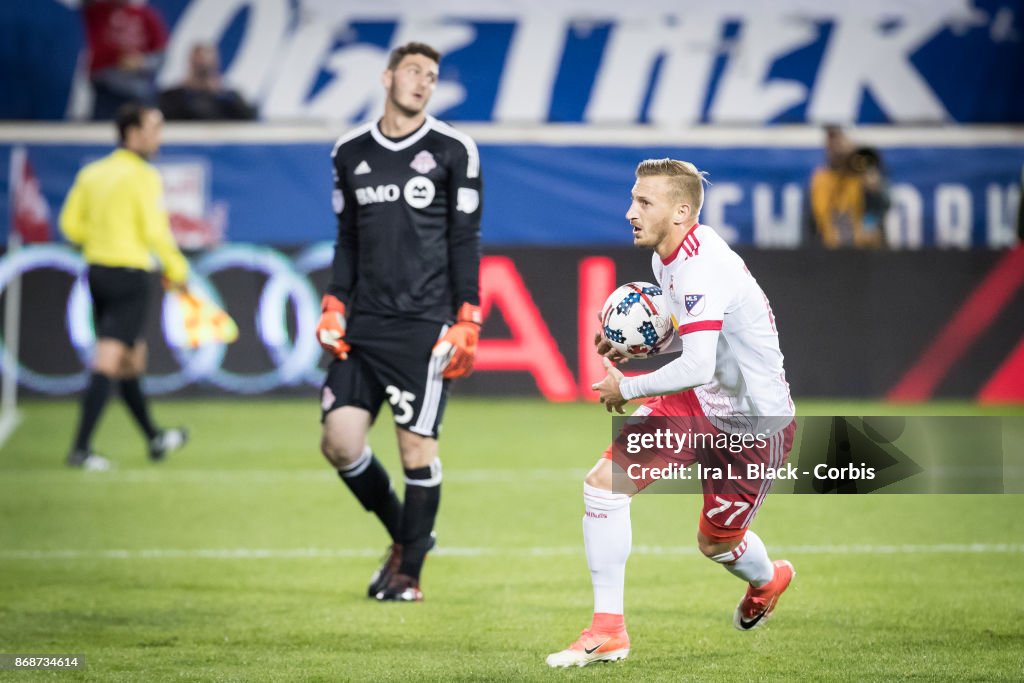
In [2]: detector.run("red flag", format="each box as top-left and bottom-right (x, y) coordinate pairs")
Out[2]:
(8, 146), (51, 244)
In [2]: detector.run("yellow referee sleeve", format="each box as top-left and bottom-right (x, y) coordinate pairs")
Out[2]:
(140, 168), (189, 285)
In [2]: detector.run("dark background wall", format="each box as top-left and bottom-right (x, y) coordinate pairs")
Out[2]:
(4, 245), (1020, 400)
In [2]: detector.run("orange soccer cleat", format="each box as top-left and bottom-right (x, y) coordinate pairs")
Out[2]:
(545, 625), (630, 668)
(734, 559), (795, 631)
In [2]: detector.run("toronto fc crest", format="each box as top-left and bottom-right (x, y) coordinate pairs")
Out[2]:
(410, 150), (437, 174)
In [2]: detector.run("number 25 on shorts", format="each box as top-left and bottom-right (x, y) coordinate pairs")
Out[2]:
(385, 385), (415, 425)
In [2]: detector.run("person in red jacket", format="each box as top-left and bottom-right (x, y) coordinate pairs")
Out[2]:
(82, 0), (168, 120)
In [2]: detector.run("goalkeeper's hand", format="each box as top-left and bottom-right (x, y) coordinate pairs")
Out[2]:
(316, 294), (350, 360)
(431, 303), (482, 379)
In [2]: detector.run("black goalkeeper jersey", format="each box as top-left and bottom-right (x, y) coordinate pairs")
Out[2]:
(328, 115), (482, 326)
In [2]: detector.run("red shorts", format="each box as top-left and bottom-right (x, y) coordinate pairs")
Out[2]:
(603, 390), (796, 543)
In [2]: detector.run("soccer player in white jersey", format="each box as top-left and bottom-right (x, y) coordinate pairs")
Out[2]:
(547, 159), (797, 668)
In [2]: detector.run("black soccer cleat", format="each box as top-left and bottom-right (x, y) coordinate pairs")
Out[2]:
(374, 573), (423, 602)
(367, 533), (436, 598)
(367, 544), (403, 598)
(66, 449), (112, 471)
(149, 427), (189, 462)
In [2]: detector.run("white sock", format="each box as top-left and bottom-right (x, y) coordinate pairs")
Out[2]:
(582, 483), (632, 615)
(710, 530), (774, 587)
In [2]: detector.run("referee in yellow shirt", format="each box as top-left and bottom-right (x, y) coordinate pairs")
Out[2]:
(60, 104), (190, 470)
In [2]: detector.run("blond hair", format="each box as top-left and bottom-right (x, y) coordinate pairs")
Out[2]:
(635, 158), (708, 213)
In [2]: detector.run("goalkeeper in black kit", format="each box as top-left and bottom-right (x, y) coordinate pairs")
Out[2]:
(315, 42), (483, 602)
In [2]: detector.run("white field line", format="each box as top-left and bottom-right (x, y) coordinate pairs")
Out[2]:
(1, 543), (1022, 561)
(0, 468), (588, 484)
(5, 467), (1022, 484)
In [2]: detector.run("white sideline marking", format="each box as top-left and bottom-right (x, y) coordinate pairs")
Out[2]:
(0, 410), (21, 450)
(0, 468), (588, 484)
(1, 543), (1021, 561)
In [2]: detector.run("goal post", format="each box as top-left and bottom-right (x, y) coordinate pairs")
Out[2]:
(0, 148), (25, 448)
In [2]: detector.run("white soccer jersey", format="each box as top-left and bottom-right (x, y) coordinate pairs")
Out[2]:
(649, 223), (793, 426)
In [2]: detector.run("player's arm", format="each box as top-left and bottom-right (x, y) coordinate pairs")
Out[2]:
(432, 137), (483, 379)
(619, 329), (718, 399)
(318, 153), (358, 360)
(59, 172), (87, 246)
(595, 261), (728, 410)
(620, 263), (728, 399)
(593, 328), (718, 413)
(594, 324), (682, 362)
(140, 170), (189, 286)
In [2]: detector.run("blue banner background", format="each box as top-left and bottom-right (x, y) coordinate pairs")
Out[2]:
(2, 0), (1022, 124)
(2, 140), (1020, 247)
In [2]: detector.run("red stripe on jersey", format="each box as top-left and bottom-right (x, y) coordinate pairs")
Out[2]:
(661, 223), (701, 265)
(661, 238), (685, 265)
(678, 320), (723, 335)
(686, 232), (701, 257)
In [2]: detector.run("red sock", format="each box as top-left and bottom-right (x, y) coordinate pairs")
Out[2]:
(591, 612), (625, 633)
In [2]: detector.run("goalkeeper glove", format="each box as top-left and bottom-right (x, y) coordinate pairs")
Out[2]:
(432, 302), (482, 379)
(316, 294), (350, 360)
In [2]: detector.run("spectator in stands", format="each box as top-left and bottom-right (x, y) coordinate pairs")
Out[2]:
(808, 126), (888, 249)
(850, 145), (890, 246)
(83, 0), (168, 120)
(159, 43), (258, 121)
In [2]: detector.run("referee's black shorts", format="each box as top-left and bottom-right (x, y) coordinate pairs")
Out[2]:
(87, 265), (152, 346)
(320, 313), (450, 439)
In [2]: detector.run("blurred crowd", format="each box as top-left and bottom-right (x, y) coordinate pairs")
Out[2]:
(76, 1), (1021, 249)
(82, 0), (256, 121)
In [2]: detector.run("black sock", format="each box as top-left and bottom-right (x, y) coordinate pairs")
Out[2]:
(398, 460), (442, 580)
(120, 377), (158, 440)
(338, 449), (403, 542)
(73, 373), (112, 452)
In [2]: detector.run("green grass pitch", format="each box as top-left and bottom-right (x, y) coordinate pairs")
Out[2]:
(1, 398), (1023, 681)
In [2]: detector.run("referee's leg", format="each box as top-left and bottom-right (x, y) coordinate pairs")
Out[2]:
(67, 338), (127, 467)
(119, 339), (188, 462)
(118, 340), (158, 443)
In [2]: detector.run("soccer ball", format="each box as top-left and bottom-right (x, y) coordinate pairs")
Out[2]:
(600, 282), (675, 359)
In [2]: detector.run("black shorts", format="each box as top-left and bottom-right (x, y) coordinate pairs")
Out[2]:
(321, 314), (450, 438)
(87, 265), (152, 346)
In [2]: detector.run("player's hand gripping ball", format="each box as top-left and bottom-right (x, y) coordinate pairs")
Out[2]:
(599, 282), (675, 359)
